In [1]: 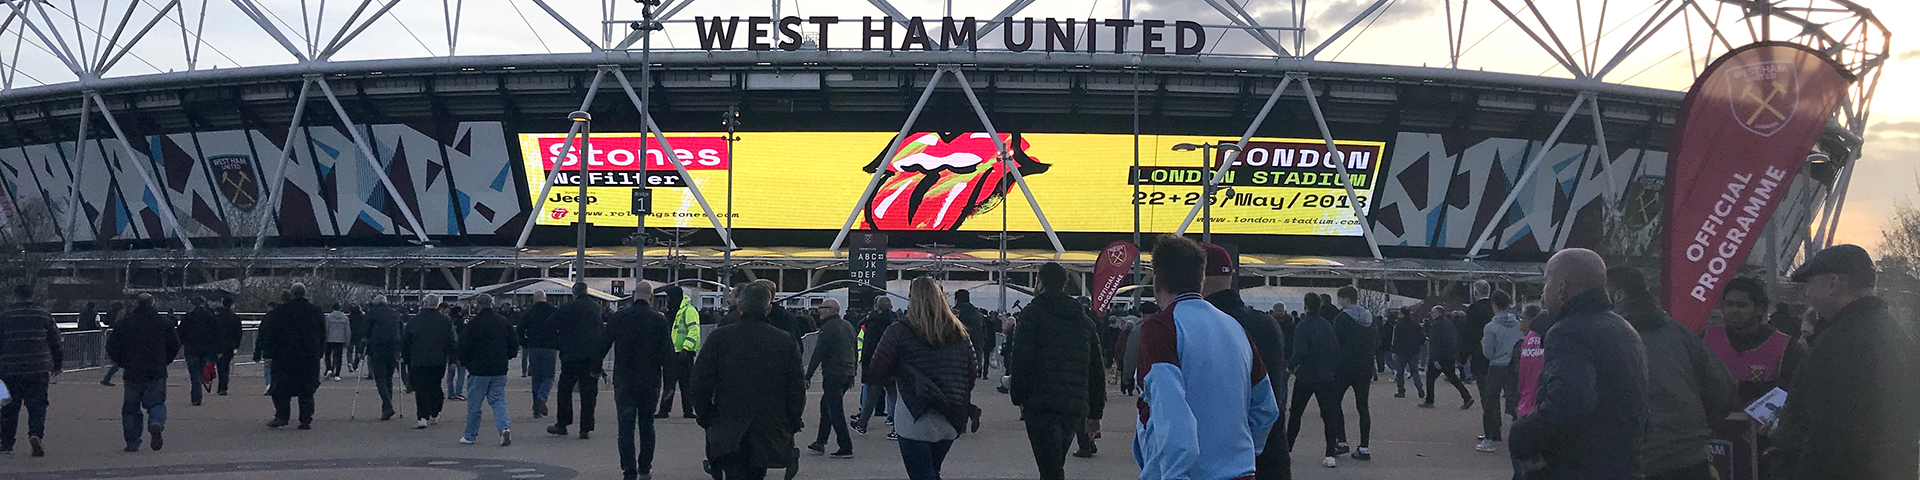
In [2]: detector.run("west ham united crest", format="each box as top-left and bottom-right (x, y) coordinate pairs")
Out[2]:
(210, 154), (261, 210)
(1725, 60), (1799, 137)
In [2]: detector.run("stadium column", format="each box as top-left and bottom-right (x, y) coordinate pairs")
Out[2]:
(828, 67), (948, 255)
(314, 78), (432, 246)
(951, 69), (1066, 256)
(60, 95), (93, 253)
(253, 78), (315, 250)
(612, 68), (738, 249)
(1172, 75), (1294, 238)
(88, 92), (197, 250)
(517, 70), (609, 248)
(1298, 76), (1384, 260)
(1465, 92), (1591, 259)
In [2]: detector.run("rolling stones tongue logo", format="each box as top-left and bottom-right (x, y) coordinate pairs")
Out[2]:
(859, 132), (1049, 231)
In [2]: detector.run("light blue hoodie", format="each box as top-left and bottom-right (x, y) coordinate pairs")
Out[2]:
(1481, 312), (1523, 366)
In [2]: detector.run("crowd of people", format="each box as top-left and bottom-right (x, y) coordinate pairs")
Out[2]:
(0, 238), (1915, 480)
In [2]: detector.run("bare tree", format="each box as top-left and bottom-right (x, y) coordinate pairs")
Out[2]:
(0, 199), (61, 294)
(1880, 202), (1920, 325)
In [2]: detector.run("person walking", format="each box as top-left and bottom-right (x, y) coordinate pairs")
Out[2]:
(1509, 249), (1649, 478)
(1390, 307), (1426, 399)
(214, 297), (242, 396)
(99, 301), (125, 386)
(866, 277), (980, 480)
(405, 294), (458, 429)
(105, 294), (178, 451)
(518, 291), (561, 418)
(692, 282), (806, 480)
(1476, 292), (1523, 453)
(1133, 236), (1280, 480)
(805, 298), (858, 459)
(323, 305), (349, 381)
(951, 289), (990, 381)
(259, 284), (326, 430)
(175, 297), (219, 406)
(1607, 267), (1734, 479)
(1285, 292), (1344, 468)
(854, 296), (899, 435)
(1421, 305), (1474, 410)
(548, 283), (606, 439)
(1510, 303), (1547, 480)
(1008, 263), (1105, 480)
(364, 295), (405, 421)
(1772, 245), (1920, 480)
(0, 285), (61, 457)
(1116, 302), (1156, 398)
(603, 292), (672, 480)
(1199, 244), (1290, 478)
(1329, 286), (1376, 461)
(444, 305), (470, 401)
(457, 294), (516, 446)
(1462, 280), (1494, 386)
(656, 286), (700, 419)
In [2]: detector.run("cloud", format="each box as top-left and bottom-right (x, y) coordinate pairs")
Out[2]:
(1127, 0), (1438, 55)
(1899, 49), (1920, 61)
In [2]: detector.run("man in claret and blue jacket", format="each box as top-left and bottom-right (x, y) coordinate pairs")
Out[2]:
(1133, 235), (1281, 480)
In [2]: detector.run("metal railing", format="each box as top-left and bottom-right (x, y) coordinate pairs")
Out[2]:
(57, 326), (262, 372)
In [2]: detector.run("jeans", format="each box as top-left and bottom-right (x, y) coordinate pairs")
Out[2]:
(898, 437), (955, 480)
(526, 348), (558, 403)
(0, 374), (50, 449)
(214, 351), (235, 393)
(657, 351), (693, 415)
(1285, 381), (1343, 457)
(325, 343), (345, 376)
(1023, 414), (1079, 480)
(370, 352), (398, 415)
(120, 378), (167, 447)
(1392, 353), (1426, 395)
(857, 384), (896, 427)
(815, 376), (854, 452)
(554, 359), (598, 431)
(184, 355), (211, 404)
(1425, 358), (1473, 404)
(1334, 371), (1372, 447)
(463, 375), (510, 440)
(1481, 365), (1519, 440)
(615, 383), (661, 477)
(272, 393), (315, 426)
(445, 364), (468, 396)
(411, 364), (447, 420)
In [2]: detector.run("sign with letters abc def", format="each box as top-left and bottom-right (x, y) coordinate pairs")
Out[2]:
(1659, 42), (1851, 332)
(520, 132), (1384, 235)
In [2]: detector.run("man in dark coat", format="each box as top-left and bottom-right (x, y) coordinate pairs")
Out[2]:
(105, 294), (178, 451)
(363, 295), (405, 421)
(176, 297), (220, 406)
(804, 299), (857, 458)
(517, 291), (561, 418)
(404, 294), (458, 428)
(259, 284), (326, 429)
(1009, 263), (1106, 480)
(1422, 305), (1474, 409)
(953, 289), (991, 380)
(853, 296), (898, 433)
(458, 294), (517, 446)
(1772, 245), (1920, 480)
(214, 297), (243, 396)
(1509, 249), (1649, 479)
(0, 285), (61, 457)
(547, 283), (606, 439)
(1200, 243), (1290, 478)
(1329, 286), (1377, 461)
(1285, 292), (1343, 468)
(601, 293), (673, 480)
(693, 282), (805, 480)
(1390, 307), (1427, 399)
(1462, 280), (1494, 384)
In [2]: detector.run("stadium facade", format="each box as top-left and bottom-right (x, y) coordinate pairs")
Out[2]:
(0, 0), (1889, 296)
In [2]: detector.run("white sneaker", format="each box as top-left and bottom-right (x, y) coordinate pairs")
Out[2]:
(1476, 438), (1496, 452)
(415, 419), (428, 429)
(458, 437), (475, 444)
(331, 376), (342, 381)
(430, 416), (439, 425)
(1322, 456), (1337, 468)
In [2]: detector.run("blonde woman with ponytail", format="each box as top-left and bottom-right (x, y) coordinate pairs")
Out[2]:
(865, 276), (979, 479)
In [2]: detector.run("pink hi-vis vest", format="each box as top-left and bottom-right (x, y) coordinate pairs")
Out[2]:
(1515, 331), (1545, 418)
(1704, 325), (1790, 384)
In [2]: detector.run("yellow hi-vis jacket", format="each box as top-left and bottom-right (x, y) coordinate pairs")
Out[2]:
(672, 297), (702, 353)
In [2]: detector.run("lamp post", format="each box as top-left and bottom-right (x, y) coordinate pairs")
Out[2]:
(632, 0), (663, 293)
(569, 110), (592, 284)
(1171, 142), (1240, 243)
(720, 108), (741, 287)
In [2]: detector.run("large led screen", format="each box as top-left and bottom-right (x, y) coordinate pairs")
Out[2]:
(519, 132), (1386, 236)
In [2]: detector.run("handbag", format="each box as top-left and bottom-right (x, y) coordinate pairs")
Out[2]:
(203, 361), (218, 390)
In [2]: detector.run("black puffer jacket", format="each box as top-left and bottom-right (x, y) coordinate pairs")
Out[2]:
(553, 298), (605, 363)
(1774, 297), (1920, 480)
(1007, 291), (1105, 420)
(177, 306), (221, 358)
(858, 310), (897, 368)
(458, 308), (518, 377)
(1509, 290), (1649, 480)
(404, 309), (457, 368)
(868, 321), (978, 433)
(106, 305), (180, 383)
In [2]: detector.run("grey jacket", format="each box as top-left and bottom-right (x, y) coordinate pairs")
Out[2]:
(807, 315), (858, 381)
(1618, 296), (1734, 476)
(1482, 313), (1523, 366)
